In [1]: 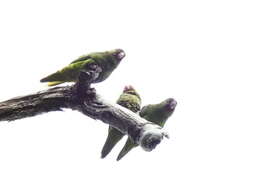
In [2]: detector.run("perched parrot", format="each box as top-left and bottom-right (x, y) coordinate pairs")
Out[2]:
(40, 49), (125, 86)
(101, 85), (141, 159)
(116, 98), (177, 161)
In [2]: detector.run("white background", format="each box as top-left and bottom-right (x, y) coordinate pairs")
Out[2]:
(0, 0), (252, 189)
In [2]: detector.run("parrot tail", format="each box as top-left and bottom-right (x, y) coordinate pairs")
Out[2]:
(47, 81), (64, 86)
(116, 138), (136, 161)
(101, 127), (124, 159)
(40, 71), (65, 83)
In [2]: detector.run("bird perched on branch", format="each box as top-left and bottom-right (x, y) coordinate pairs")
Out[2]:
(101, 85), (141, 159)
(40, 49), (125, 86)
(117, 98), (177, 161)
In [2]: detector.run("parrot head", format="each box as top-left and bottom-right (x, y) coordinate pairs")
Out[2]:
(161, 98), (177, 122)
(90, 49), (125, 69)
(151, 98), (177, 127)
(88, 49), (125, 82)
(164, 98), (177, 113)
(123, 85), (141, 100)
(109, 49), (126, 61)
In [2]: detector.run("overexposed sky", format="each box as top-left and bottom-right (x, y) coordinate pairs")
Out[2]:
(0, 0), (252, 189)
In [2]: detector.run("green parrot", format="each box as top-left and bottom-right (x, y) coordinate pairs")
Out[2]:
(116, 98), (177, 161)
(101, 85), (141, 159)
(40, 49), (125, 86)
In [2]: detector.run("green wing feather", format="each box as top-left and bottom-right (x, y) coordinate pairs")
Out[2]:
(40, 59), (94, 85)
(70, 55), (91, 64)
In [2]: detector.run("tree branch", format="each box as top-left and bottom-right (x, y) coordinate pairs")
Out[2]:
(0, 69), (168, 152)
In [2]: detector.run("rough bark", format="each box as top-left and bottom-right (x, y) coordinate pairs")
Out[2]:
(0, 69), (168, 152)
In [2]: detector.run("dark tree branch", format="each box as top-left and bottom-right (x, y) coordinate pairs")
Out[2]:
(0, 69), (168, 152)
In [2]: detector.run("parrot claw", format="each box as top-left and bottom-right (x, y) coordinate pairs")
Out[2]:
(87, 64), (103, 82)
(87, 63), (103, 73)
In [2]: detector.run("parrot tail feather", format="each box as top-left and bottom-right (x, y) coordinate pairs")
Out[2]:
(116, 139), (136, 161)
(116, 146), (131, 161)
(40, 71), (65, 83)
(47, 81), (64, 86)
(101, 138), (121, 159)
(101, 143), (115, 159)
(101, 128), (124, 159)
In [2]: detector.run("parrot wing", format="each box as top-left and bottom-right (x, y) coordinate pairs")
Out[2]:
(139, 105), (151, 118)
(40, 59), (94, 84)
(70, 55), (92, 64)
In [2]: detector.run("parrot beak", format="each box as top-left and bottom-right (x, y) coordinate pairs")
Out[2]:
(114, 49), (125, 60)
(166, 98), (177, 111)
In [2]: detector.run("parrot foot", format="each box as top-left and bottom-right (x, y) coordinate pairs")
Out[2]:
(74, 70), (98, 102)
(87, 63), (103, 81)
(87, 63), (103, 73)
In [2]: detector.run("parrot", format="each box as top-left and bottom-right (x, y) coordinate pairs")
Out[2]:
(40, 49), (125, 86)
(101, 85), (141, 159)
(116, 98), (177, 161)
